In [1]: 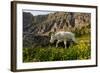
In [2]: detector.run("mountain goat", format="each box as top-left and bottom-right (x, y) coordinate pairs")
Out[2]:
(50, 31), (76, 48)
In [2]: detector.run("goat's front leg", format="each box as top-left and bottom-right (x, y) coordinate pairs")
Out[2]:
(64, 40), (67, 48)
(56, 40), (60, 48)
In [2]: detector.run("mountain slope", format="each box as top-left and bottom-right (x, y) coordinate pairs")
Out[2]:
(23, 12), (91, 48)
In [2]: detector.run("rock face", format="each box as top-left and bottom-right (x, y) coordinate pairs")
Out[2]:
(23, 12), (91, 48)
(23, 12), (33, 32)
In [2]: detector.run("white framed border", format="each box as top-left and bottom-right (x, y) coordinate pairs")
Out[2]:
(11, 1), (97, 71)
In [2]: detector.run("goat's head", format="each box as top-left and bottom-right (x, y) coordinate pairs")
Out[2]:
(50, 32), (56, 43)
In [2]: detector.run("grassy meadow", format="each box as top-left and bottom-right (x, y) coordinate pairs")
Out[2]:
(23, 35), (91, 62)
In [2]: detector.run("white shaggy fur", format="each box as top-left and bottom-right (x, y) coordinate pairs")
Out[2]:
(50, 31), (76, 48)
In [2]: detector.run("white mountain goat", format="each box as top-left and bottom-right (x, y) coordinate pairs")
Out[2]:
(50, 31), (76, 48)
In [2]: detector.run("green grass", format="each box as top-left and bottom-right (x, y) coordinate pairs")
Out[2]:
(23, 35), (91, 62)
